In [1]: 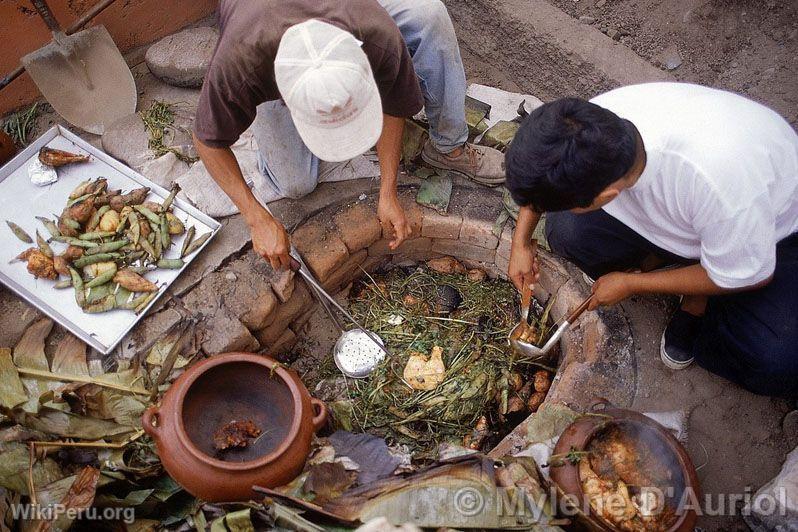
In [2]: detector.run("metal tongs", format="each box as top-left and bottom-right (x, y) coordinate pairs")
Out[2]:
(289, 249), (392, 378)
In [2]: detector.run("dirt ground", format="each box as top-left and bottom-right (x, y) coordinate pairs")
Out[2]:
(548, 0), (798, 126)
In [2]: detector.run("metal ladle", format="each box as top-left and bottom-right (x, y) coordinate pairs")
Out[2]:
(509, 293), (594, 360)
(289, 250), (392, 378)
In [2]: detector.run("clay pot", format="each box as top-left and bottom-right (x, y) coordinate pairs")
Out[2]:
(550, 398), (700, 532)
(0, 131), (17, 167)
(142, 352), (327, 501)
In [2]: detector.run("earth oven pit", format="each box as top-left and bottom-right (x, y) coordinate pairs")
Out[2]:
(237, 182), (636, 457)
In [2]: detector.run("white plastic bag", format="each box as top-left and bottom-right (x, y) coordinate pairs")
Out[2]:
(744, 445), (798, 531)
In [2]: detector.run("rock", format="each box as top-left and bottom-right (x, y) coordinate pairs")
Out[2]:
(200, 309), (259, 355)
(655, 45), (683, 70)
(579, 15), (596, 24)
(138, 152), (190, 189)
(292, 221), (350, 282)
(145, 26), (219, 88)
(595, 0), (606, 6)
(332, 201), (382, 253)
(101, 113), (154, 168)
(314, 377), (349, 402)
(422, 210), (463, 240)
(427, 256), (466, 275)
(269, 269), (296, 303)
(323, 250), (367, 293)
(606, 28), (622, 41)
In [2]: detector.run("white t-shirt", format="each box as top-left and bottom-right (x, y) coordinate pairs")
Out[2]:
(592, 82), (798, 289)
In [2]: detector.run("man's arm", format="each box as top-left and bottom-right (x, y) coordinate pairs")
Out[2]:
(375, 114), (411, 249)
(193, 133), (291, 270)
(508, 205), (542, 291)
(589, 264), (773, 310)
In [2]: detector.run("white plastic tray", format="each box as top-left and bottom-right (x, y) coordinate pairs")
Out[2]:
(0, 126), (220, 354)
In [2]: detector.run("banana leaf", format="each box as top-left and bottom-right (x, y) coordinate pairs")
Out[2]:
(0, 348), (27, 409)
(480, 120), (521, 151)
(415, 172), (452, 215)
(0, 441), (63, 495)
(51, 334), (89, 376)
(12, 318), (52, 371)
(0, 488), (21, 532)
(210, 508), (255, 532)
(13, 318), (55, 414)
(8, 407), (136, 440)
(34, 466), (100, 532)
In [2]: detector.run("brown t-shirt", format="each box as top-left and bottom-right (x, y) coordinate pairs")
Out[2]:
(194, 0), (424, 148)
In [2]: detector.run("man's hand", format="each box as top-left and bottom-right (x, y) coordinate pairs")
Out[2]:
(378, 194), (411, 249)
(247, 208), (291, 270)
(508, 239), (540, 292)
(589, 272), (635, 309)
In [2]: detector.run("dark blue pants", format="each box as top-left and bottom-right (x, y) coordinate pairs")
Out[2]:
(546, 209), (798, 398)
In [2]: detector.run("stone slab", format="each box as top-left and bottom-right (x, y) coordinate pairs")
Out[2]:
(145, 26), (219, 88)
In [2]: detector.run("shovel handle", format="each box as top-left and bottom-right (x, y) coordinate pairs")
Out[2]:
(31, 0), (64, 33)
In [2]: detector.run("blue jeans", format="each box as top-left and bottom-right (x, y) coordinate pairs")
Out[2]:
(546, 209), (798, 398)
(254, 0), (469, 199)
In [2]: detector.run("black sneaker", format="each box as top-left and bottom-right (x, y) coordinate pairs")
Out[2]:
(660, 309), (702, 370)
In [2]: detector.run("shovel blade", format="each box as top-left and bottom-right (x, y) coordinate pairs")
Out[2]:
(21, 25), (137, 135)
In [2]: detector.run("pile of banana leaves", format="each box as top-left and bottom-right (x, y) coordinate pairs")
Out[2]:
(0, 317), (220, 530)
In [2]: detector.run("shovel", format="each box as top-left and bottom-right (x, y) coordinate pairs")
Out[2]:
(18, 0), (136, 135)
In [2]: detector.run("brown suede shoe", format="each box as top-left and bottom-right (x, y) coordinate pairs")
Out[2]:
(421, 140), (505, 186)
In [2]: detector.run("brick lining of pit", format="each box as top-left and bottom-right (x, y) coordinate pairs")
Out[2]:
(147, 184), (636, 454)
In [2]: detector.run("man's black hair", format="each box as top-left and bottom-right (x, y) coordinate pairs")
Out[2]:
(505, 97), (638, 212)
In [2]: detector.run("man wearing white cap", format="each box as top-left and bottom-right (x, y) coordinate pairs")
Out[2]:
(194, 0), (504, 270)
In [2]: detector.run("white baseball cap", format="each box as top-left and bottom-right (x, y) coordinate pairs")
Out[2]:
(275, 19), (383, 163)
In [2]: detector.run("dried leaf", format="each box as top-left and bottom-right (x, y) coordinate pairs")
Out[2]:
(13, 318), (53, 371)
(35, 466), (100, 532)
(303, 462), (353, 505)
(0, 488), (21, 532)
(0, 442), (63, 495)
(210, 508), (255, 532)
(94, 488), (153, 507)
(328, 431), (402, 485)
(8, 407), (136, 440)
(0, 348), (27, 409)
(51, 334), (88, 376)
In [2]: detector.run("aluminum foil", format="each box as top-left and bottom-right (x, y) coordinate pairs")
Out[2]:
(28, 157), (58, 186)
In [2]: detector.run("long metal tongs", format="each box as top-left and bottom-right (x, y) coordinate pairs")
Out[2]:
(288, 249), (393, 360)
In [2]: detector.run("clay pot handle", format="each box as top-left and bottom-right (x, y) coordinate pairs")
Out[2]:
(310, 398), (328, 432)
(588, 397), (612, 413)
(142, 406), (161, 438)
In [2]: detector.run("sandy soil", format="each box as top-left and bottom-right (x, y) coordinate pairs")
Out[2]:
(548, 0), (798, 126)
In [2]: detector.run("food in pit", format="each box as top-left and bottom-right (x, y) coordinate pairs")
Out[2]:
(512, 295), (556, 347)
(213, 419), (263, 451)
(7, 179), (212, 314)
(403, 345), (446, 391)
(580, 423), (678, 531)
(341, 260), (555, 456)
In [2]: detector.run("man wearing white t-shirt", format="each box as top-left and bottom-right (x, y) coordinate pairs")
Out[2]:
(505, 82), (797, 398)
